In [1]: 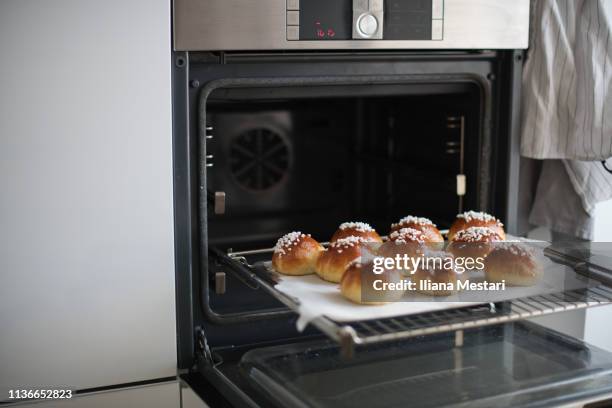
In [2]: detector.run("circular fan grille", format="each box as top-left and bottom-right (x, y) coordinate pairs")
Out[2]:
(229, 128), (290, 191)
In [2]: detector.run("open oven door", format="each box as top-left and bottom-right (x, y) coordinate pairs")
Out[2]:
(184, 320), (612, 408)
(239, 322), (612, 408)
(184, 240), (612, 408)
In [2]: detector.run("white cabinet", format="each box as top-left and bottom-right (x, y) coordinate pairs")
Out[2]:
(0, 0), (176, 398)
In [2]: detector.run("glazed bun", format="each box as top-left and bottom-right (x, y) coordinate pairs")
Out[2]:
(272, 232), (324, 276)
(316, 236), (367, 283)
(484, 243), (542, 286)
(390, 216), (444, 243)
(378, 227), (427, 259)
(411, 250), (457, 297)
(330, 222), (383, 243)
(447, 226), (503, 259)
(340, 261), (405, 304)
(448, 211), (505, 241)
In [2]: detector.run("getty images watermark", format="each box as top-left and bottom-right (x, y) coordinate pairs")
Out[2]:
(371, 251), (506, 293)
(349, 242), (549, 303)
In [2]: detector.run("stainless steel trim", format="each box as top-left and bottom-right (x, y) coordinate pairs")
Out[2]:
(174, 0), (529, 50)
(370, 0), (383, 12)
(286, 0), (299, 11)
(352, 0), (384, 40)
(354, 0), (368, 10)
(286, 26), (299, 41)
(432, 0), (444, 20)
(286, 10), (299, 26)
(432, 19), (444, 41)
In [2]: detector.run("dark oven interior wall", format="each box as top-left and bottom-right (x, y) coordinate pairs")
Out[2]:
(172, 51), (523, 368)
(206, 90), (481, 250)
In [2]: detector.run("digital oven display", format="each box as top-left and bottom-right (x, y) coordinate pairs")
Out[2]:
(299, 0), (353, 40)
(288, 0), (440, 42)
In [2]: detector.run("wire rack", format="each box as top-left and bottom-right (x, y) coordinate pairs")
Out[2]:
(343, 286), (612, 349)
(212, 242), (612, 358)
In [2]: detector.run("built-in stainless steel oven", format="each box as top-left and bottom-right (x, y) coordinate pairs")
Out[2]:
(172, 1), (612, 406)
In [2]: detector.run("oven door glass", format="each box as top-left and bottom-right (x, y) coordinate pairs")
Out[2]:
(240, 322), (612, 408)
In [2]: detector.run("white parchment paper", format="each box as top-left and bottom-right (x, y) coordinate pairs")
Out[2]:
(267, 237), (588, 331)
(274, 273), (476, 330)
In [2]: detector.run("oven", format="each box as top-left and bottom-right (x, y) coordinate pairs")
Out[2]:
(172, 1), (612, 406)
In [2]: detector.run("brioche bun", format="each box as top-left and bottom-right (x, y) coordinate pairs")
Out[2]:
(447, 226), (503, 259)
(330, 222), (383, 243)
(316, 236), (367, 283)
(390, 216), (444, 243)
(448, 211), (505, 241)
(484, 243), (542, 286)
(272, 232), (324, 275)
(340, 261), (405, 304)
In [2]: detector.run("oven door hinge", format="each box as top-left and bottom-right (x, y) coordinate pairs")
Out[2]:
(195, 327), (214, 365)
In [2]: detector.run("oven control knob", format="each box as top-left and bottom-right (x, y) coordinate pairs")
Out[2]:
(357, 13), (378, 38)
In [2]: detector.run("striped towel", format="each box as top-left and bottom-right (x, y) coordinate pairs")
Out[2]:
(521, 0), (612, 160)
(522, 0), (612, 239)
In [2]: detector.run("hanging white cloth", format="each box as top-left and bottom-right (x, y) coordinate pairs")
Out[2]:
(522, 0), (612, 239)
(521, 0), (612, 160)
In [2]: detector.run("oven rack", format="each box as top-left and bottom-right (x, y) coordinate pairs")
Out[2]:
(211, 245), (612, 358)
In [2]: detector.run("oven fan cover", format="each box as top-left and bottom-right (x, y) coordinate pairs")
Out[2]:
(229, 127), (291, 192)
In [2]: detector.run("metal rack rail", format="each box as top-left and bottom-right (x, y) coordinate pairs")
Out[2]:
(211, 243), (612, 358)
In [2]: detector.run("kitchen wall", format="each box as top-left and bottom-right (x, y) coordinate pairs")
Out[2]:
(528, 200), (612, 352)
(0, 0), (176, 398)
(594, 199), (612, 241)
(585, 200), (612, 352)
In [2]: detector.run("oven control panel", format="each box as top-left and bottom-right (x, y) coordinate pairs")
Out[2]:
(287, 0), (443, 41)
(174, 0), (530, 51)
